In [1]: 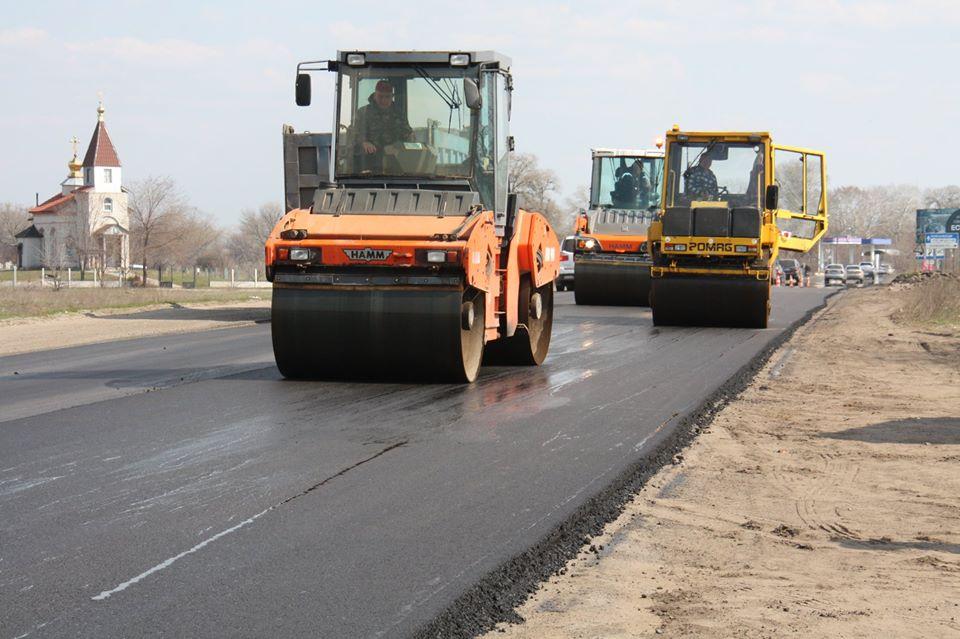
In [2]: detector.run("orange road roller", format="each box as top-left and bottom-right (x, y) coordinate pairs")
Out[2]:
(572, 147), (664, 306)
(265, 51), (560, 382)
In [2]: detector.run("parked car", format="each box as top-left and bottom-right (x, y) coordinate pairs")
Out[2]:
(859, 261), (875, 277)
(778, 258), (803, 285)
(845, 264), (865, 286)
(878, 263), (893, 275)
(556, 236), (576, 291)
(824, 264), (846, 286)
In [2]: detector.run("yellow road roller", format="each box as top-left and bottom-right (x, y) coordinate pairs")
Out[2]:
(648, 127), (828, 327)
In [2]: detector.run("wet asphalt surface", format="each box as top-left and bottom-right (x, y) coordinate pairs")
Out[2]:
(0, 288), (831, 638)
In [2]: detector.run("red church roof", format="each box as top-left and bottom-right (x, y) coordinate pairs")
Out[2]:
(82, 120), (121, 168)
(29, 186), (91, 214)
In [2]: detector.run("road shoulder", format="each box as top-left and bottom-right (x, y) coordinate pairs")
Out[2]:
(488, 286), (960, 637)
(0, 299), (270, 357)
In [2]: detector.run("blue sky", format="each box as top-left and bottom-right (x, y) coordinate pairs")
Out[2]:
(1, 0), (957, 225)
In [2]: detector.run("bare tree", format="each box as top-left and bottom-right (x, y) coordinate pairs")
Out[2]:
(560, 184), (590, 235)
(824, 184), (923, 271)
(923, 185), (960, 209)
(69, 196), (100, 281)
(167, 211), (221, 268)
(38, 228), (69, 290)
(510, 153), (568, 232)
(229, 202), (283, 267)
(128, 176), (189, 285)
(0, 202), (29, 264)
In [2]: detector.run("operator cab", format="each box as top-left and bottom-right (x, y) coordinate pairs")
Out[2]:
(666, 139), (766, 209)
(590, 149), (664, 212)
(296, 51), (514, 233)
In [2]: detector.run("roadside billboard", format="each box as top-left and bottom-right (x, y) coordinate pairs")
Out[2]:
(916, 208), (960, 243)
(925, 232), (960, 249)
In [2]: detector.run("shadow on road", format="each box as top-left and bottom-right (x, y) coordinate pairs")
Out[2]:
(85, 304), (270, 323)
(836, 536), (960, 555)
(821, 417), (960, 445)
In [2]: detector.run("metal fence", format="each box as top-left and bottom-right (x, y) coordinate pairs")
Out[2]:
(0, 266), (271, 289)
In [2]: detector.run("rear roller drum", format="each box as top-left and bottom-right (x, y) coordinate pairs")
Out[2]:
(272, 286), (485, 382)
(650, 277), (770, 328)
(484, 277), (554, 366)
(574, 261), (651, 307)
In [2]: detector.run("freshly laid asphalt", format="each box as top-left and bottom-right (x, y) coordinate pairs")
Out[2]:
(0, 288), (831, 638)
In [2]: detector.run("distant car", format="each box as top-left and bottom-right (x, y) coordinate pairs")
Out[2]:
(878, 263), (893, 275)
(859, 261), (875, 276)
(778, 259), (803, 285)
(824, 264), (846, 286)
(556, 236), (576, 291)
(845, 264), (864, 286)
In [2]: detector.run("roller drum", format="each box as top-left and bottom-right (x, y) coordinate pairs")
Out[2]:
(484, 278), (554, 366)
(272, 285), (485, 382)
(573, 259), (651, 306)
(650, 276), (770, 328)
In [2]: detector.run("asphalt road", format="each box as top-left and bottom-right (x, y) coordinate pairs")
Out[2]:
(0, 288), (831, 638)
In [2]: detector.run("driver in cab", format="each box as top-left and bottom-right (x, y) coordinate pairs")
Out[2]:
(684, 148), (719, 200)
(611, 158), (652, 209)
(353, 80), (413, 162)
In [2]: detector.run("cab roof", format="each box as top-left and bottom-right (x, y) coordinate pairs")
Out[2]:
(592, 148), (664, 159)
(665, 130), (771, 140)
(336, 50), (511, 68)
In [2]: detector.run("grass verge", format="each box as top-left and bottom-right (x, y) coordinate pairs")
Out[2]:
(0, 288), (270, 320)
(893, 274), (960, 327)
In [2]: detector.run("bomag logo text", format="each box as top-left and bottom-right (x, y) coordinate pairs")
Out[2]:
(344, 248), (393, 261)
(687, 242), (736, 252)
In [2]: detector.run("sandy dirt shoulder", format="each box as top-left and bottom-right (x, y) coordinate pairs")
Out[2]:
(0, 299), (271, 357)
(490, 287), (960, 638)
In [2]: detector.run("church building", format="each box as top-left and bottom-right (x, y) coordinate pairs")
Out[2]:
(17, 102), (130, 270)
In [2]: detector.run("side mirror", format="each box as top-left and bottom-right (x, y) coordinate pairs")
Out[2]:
(765, 184), (779, 210)
(463, 78), (482, 110)
(295, 73), (311, 106)
(711, 144), (729, 161)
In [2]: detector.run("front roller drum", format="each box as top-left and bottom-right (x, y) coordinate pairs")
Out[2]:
(650, 276), (770, 328)
(484, 278), (554, 366)
(573, 260), (651, 307)
(272, 286), (485, 382)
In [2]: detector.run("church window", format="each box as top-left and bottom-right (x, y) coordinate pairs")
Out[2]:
(104, 169), (113, 183)
(104, 198), (113, 213)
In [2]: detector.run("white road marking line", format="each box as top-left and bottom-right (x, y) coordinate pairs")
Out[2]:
(92, 441), (406, 601)
(91, 507), (270, 601)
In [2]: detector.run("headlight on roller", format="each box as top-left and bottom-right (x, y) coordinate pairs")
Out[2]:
(417, 249), (460, 264)
(284, 247), (318, 262)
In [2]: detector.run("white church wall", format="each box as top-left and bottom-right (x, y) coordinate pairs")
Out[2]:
(33, 214), (83, 269)
(93, 166), (122, 193)
(19, 237), (43, 269)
